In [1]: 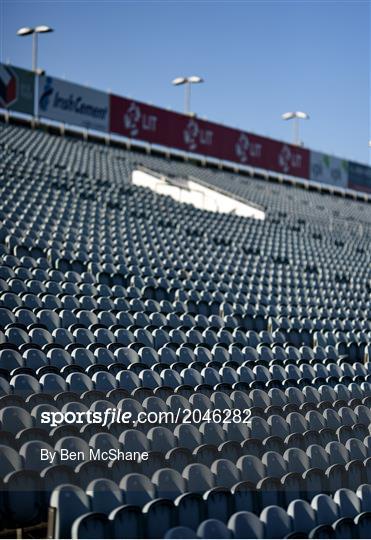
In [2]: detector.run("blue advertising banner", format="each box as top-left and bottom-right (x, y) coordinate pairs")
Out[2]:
(38, 75), (109, 131)
(348, 161), (371, 193)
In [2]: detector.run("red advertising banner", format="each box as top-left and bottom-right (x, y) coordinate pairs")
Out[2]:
(110, 94), (310, 178)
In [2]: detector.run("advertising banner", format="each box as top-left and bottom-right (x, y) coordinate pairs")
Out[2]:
(228, 131), (309, 178)
(310, 151), (348, 188)
(38, 76), (109, 131)
(0, 63), (35, 115)
(110, 94), (310, 178)
(348, 161), (371, 193)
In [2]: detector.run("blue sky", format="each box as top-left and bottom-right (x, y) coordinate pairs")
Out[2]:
(0, 0), (369, 163)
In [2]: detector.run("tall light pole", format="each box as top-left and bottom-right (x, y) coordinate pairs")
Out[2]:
(17, 25), (54, 120)
(282, 111), (310, 146)
(16, 25), (54, 72)
(172, 76), (204, 114)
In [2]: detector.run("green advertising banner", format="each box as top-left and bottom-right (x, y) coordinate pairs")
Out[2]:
(0, 63), (35, 115)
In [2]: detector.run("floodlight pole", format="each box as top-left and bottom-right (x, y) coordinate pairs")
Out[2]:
(185, 82), (191, 115)
(172, 76), (204, 115)
(32, 32), (38, 72)
(17, 25), (54, 73)
(17, 26), (54, 120)
(294, 117), (299, 146)
(282, 111), (309, 146)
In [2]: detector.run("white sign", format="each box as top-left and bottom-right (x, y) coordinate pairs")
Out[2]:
(38, 76), (109, 131)
(310, 151), (348, 188)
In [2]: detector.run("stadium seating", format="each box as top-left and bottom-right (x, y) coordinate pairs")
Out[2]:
(0, 119), (370, 538)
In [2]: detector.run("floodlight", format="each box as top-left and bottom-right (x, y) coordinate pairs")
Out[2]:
(282, 111), (310, 145)
(17, 27), (34, 36)
(34, 25), (54, 33)
(17, 24), (54, 72)
(172, 76), (204, 113)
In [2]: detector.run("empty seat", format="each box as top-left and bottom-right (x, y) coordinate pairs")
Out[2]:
(87, 478), (123, 515)
(227, 511), (263, 539)
(197, 519), (231, 539)
(152, 468), (186, 500)
(183, 463), (215, 493)
(287, 499), (316, 535)
(0, 406), (33, 435)
(120, 473), (155, 507)
(260, 506), (292, 538)
(211, 459), (240, 489)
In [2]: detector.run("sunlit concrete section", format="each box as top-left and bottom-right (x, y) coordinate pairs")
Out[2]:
(132, 169), (265, 220)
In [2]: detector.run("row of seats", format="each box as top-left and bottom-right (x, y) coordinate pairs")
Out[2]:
(1, 348), (371, 386)
(49, 483), (371, 539)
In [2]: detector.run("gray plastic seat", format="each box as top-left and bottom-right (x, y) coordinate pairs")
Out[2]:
(200, 422), (225, 446)
(120, 473), (155, 507)
(202, 367), (221, 386)
(67, 372), (94, 394)
(40, 373), (68, 395)
(333, 488), (361, 519)
(227, 511), (263, 539)
(237, 455), (265, 485)
(55, 436), (89, 466)
(249, 416), (270, 440)
(307, 444), (329, 470)
(50, 484), (90, 539)
(0, 406), (33, 435)
(165, 526), (198, 539)
(287, 499), (316, 534)
(116, 370), (140, 393)
(0, 349), (23, 371)
(346, 438), (367, 461)
(0, 444), (23, 476)
(119, 429), (149, 453)
(71, 512), (111, 539)
(152, 468), (186, 500)
(326, 441), (349, 466)
(89, 432), (120, 453)
(182, 367), (203, 386)
(268, 415), (290, 438)
(182, 463), (215, 493)
(260, 505), (292, 538)
(10, 374), (41, 397)
(262, 451), (287, 478)
(284, 447), (310, 474)
(140, 369), (162, 389)
(20, 440), (56, 471)
(161, 369), (182, 388)
(174, 424), (202, 450)
(92, 371), (117, 392)
(311, 493), (338, 525)
(148, 426), (175, 453)
(189, 393), (212, 414)
(197, 519), (231, 539)
(87, 478), (123, 515)
(356, 484), (371, 512)
(211, 459), (240, 488)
